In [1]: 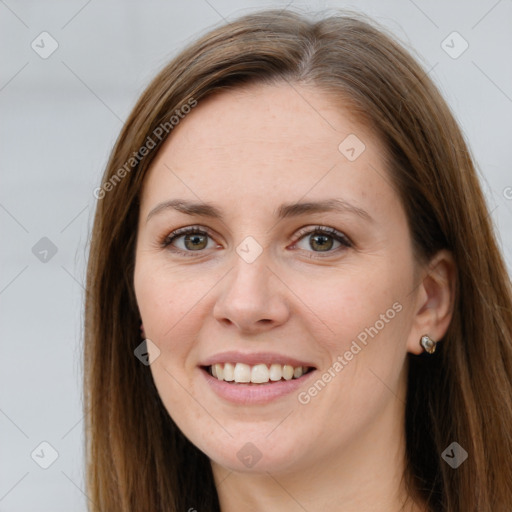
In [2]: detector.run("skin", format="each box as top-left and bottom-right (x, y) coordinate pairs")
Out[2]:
(134, 82), (455, 511)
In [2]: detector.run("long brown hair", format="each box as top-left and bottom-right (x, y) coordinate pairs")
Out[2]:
(84, 9), (512, 511)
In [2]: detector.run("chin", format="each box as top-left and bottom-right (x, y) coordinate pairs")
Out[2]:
(202, 433), (306, 475)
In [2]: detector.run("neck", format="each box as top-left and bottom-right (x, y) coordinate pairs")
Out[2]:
(213, 445), (419, 512)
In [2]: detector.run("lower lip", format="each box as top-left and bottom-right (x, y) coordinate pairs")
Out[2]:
(200, 367), (317, 405)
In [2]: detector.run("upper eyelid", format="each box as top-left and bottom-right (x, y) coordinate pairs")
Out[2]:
(294, 225), (351, 241)
(163, 225), (218, 243)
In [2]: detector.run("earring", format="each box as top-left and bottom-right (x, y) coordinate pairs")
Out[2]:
(140, 322), (145, 339)
(420, 335), (437, 354)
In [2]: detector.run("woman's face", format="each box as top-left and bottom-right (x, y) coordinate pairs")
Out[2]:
(134, 83), (427, 475)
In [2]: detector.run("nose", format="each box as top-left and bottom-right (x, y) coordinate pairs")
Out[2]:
(213, 253), (290, 334)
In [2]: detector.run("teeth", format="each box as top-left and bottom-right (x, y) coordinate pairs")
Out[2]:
(282, 365), (294, 380)
(233, 363), (251, 383)
(223, 362), (235, 381)
(208, 362), (310, 384)
(269, 363), (282, 381)
(251, 364), (270, 383)
(213, 363), (223, 380)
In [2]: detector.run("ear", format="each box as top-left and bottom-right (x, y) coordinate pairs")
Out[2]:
(406, 249), (457, 355)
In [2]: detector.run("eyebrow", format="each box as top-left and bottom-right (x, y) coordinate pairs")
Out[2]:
(146, 198), (373, 223)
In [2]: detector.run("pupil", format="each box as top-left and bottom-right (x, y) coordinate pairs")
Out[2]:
(311, 234), (333, 251)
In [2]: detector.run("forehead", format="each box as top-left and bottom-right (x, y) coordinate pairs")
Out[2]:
(141, 83), (395, 218)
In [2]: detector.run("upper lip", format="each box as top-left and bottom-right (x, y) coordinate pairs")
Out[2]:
(200, 351), (317, 369)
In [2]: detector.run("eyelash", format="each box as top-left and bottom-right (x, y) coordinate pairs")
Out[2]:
(161, 225), (353, 259)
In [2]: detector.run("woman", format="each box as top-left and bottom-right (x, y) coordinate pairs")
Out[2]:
(84, 9), (512, 511)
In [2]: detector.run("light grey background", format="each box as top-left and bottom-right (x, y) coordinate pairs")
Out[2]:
(1, 1), (511, 510)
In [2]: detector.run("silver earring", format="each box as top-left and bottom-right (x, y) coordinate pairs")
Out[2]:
(420, 335), (437, 354)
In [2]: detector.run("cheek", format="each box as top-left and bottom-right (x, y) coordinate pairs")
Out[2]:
(134, 259), (210, 430)
(292, 263), (414, 417)
(289, 273), (412, 444)
(134, 258), (210, 349)
(296, 264), (410, 353)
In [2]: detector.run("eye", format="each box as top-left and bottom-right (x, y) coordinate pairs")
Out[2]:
(162, 226), (218, 255)
(161, 225), (352, 258)
(291, 226), (352, 257)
